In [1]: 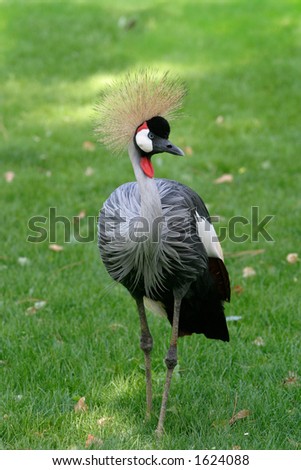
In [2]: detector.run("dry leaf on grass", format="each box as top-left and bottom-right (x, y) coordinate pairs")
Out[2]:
(4, 171), (15, 183)
(286, 253), (298, 264)
(85, 434), (103, 448)
(229, 409), (251, 426)
(25, 300), (47, 316)
(74, 396), (88, 413)
(49, 244), (64, 252)
(25, 307), (38, 316)
(77, 210), (86, 220)
(242, 266), (256, 278)
(184, 146), (193, 155)
(283, 371), (299, 386)
(73, 210), (86, 224)
(253, 336), (265, 347)
(82, 141), (95, 151)
(233, 285), (244, 295)
(84, 166), (94, 176)
(214, 174), (233, 184)
(18, 257), (30, 266)
(97, 417), (112, 427)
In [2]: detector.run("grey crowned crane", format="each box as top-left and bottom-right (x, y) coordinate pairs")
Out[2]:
(95, 70), (230, 435)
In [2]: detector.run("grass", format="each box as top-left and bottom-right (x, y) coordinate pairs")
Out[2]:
(1, 0), (301, 450)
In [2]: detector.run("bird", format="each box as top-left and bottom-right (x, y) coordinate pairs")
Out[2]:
(95, 70), (230, 435)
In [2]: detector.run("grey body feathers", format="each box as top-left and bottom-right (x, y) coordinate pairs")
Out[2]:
(98, 179), (208, 297)
(98, 178), (230, 341)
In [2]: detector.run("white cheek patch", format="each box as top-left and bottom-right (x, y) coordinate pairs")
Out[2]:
(135, 129), (153, 153)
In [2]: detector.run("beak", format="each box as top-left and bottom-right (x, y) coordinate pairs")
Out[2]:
(152, 136), (185, 156)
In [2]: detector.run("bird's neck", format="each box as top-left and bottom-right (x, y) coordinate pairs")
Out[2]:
(128, 141), (163, 223)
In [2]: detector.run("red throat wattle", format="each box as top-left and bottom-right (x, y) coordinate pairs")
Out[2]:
(140, 157), (154, 178)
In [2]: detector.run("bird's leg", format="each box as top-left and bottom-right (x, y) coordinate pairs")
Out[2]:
(156, 295), (181, 436)
(136, 298), (153, 419)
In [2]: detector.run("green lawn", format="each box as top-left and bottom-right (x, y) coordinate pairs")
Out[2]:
(1, 0), (301, 450)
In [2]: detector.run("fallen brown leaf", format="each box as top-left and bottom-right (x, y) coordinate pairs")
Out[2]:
(77, 210), (86, 220)
(49, 244), (64, 252)
(84, 166), (94, 176)
(214, 173), (233, 184)
(286, 253), (298, 264)
(97, 416), (112, 427)
(25, 306), (38, 316)
(4, 171), (15, 183)
(85, 434), (103, 448)
(184, 146), (193, 156)
(73, 210), (86, 225)
(215, 115), (224, 125)
(25, 300), (47, 316)
(74, 396), (88, 413)
(253, 336), (265, 347)
(229, 409), (251, 426)
(283, 371), (299, 386)
(82, 141), (95, 151)
(233, 285), (244, 295)
(242, 266), (256, 278)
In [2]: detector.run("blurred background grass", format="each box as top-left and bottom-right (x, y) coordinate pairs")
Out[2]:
(0, 0), (300, 450)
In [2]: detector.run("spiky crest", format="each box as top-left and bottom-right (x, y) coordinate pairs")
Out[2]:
(94, 69), (185, 154)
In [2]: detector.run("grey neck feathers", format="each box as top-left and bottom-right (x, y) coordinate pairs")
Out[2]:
(128, 141), (163, 224)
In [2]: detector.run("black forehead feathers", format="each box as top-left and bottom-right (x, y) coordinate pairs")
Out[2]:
(146, 116), (170, 139)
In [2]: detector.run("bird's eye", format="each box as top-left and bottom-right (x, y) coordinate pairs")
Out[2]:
(148, 132), (154, 140)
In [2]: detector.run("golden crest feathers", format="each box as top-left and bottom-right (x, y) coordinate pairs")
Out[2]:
(94, 69), (185, 154)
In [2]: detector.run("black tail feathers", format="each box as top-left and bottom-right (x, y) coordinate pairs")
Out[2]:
(162, 273), (230, 342)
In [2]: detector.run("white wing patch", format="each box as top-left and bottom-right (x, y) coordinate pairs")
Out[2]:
(196, 211), (224, 260)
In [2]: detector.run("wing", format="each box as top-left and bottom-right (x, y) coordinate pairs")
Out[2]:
(157, 179), (231, 302)
(208, 257), (231, 302)
(195, 213), (231, 303)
